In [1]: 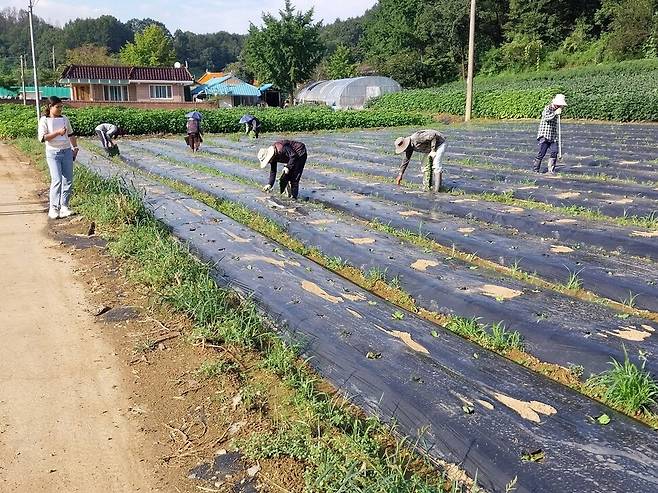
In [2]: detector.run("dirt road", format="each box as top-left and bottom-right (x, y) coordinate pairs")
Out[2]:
(0, 143), (154, 492)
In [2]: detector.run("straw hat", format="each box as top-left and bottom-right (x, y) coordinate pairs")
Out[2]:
(258, 146), (275, 168)
(552, 94), (567, 106)
(394, 136), (411, 154)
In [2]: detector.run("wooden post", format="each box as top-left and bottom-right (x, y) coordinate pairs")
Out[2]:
(464, 0), (476, 122)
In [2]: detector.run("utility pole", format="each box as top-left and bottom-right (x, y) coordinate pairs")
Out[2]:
(464, 0), (476, 122)
(28, 0), (41, 120)
(52, 45), (57, 86)
(20, 55), (27, 105)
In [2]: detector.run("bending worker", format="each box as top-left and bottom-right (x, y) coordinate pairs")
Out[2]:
(95, 122), (123, 156)
(258, 140), (307, 200)
(241, 114), (261, 138)
(395, 129), (447, 192)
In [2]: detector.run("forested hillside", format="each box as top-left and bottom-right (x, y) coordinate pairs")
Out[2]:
(1, 0), (656, 89)
(0, 9), (244, 84)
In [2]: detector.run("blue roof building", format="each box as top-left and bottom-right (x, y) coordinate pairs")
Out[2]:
(192, 74), (263, 106)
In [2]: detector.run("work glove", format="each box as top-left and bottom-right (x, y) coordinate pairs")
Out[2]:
(395, 174), (403, 186)
(554, 107), (562, 115)
(262, 184), (272, 192)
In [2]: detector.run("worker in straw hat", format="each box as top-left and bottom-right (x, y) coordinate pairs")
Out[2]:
(533, 93), (567, 174)
(257, 139), (307, 199)
(394, 130), (447, 192)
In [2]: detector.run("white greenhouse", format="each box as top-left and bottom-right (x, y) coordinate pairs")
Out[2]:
(295, 76), (401, 109)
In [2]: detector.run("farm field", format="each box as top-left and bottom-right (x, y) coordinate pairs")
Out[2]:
(76, 121), (658, 492)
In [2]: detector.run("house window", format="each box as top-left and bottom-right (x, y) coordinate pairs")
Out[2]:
(149, 85), (173, 99)
(103, 85), (128, 101)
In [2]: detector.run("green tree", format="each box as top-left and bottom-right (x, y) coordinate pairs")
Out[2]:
(223, 60), (254, 81)
(39, 67), (62, 85)
(320, 11), (374, 59)
(62, 15), (133, 53)
(363, 0), (464, 86)
(173, 30), (244, 75)
(0, 8), (65, 71)
(65, 44), (119, 66)
(242, 0), (324, 94)
(119, 24), (176, 67)
(602, 0), (658, 59)
(126, 18), (170, 36)
(0, 70), (17, 89)
(326, 44), (358, 79)
(506, 0), (601, 45)
(363, 0), (422, 61)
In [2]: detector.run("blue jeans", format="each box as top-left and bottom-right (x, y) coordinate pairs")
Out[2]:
(536, 137), (558, 162)
(45, 147), (73, 210)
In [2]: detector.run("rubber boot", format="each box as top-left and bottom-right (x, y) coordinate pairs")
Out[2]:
(423, 155), (433, 191)
(532, 158), (541, 173)
(433, 171), (443, 192)
(548, 158), (557, 174)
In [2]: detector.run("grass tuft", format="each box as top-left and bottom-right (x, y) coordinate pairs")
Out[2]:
(586, 347), (658, 414)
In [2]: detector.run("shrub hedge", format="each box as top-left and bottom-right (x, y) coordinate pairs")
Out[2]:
(0, 104), (431, 139)
(367, 59), (658, 121)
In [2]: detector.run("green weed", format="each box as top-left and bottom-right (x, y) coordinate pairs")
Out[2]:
(446, 317), (524, 352)
(240, 383), (269, 413)
(586, 348), (658, 414)
(365, 266), (388, 284)
(197, 358), (239, 378)
(622, 291), (640, 308)
(565, 267), (585, 291)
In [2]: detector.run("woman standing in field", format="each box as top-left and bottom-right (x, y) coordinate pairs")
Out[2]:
(37, 96), (78, 219)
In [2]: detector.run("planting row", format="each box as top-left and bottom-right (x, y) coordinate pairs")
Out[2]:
(115, 139), (658, 379)
(131, 137), (658, 314)
(193, 137), (658, 262)
(207, 135), (658, 221)
(75, 148), (658, 493)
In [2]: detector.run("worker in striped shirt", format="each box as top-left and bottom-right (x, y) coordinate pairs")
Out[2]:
(533, 94), (567, 174)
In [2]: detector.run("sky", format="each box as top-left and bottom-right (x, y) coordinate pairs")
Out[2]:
(5, 0), (378, 34)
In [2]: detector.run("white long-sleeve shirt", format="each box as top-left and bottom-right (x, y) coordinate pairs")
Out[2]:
(38, 116), (74, 150)
(95, 123), (118, 135)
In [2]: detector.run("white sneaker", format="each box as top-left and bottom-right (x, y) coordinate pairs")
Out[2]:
(58, 206), (75, 218)
(48, 208), (59, 219)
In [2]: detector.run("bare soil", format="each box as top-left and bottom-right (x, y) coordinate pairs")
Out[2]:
(0, 143), (306, 492)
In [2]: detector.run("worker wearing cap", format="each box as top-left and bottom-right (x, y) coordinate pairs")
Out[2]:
(394, 130), (447, 192)
(533, 93), (567, 174)
(258, 140), (307, 199)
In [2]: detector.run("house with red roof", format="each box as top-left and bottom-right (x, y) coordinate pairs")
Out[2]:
(60, 65), (195, 103)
